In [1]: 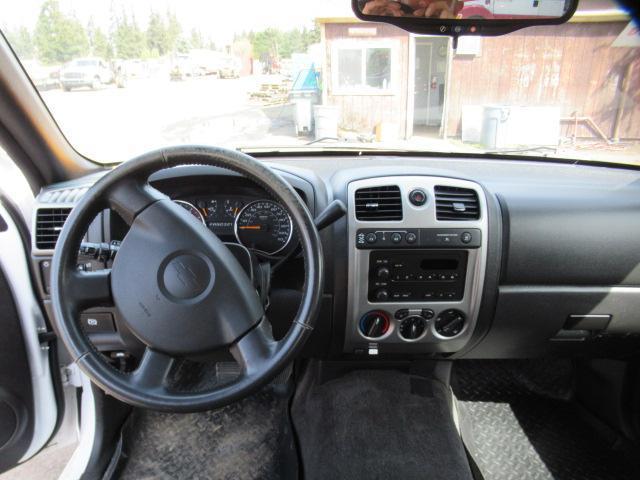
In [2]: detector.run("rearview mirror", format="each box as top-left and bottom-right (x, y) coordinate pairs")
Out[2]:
(352, 0), (578, 37)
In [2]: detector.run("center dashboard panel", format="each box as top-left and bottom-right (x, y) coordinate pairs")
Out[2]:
(344, 176), (488, 355)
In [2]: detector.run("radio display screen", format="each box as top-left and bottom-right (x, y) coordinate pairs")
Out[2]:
(420, 259), (459, 271)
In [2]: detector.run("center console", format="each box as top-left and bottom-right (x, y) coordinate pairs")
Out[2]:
(345, 176), (488, 354)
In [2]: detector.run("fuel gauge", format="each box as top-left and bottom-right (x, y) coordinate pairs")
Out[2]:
(224, 199), (244, 219)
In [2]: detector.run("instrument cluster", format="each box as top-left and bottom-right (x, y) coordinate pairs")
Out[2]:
(173, 195), (294, 256)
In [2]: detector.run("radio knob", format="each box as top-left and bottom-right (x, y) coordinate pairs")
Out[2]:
(376, 267), (391, 280)
(375, 289), (389, 301)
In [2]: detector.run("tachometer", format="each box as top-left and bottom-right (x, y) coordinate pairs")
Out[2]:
(174, 200), (205, 225)
(234, 200), (293, 255)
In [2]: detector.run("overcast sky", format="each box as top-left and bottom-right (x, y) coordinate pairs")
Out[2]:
(1, 0), (353, 45)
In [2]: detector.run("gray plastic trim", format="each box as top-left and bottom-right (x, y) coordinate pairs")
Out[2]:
(344, 176), (488, 353)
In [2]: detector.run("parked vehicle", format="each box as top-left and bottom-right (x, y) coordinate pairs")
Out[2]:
(60, 57), (114, 91)
(21, 60), (60, 91)
(219, 56), (242, 79)
(170, 54), (198, 81)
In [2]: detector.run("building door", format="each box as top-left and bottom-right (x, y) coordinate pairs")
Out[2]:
(413, 37), (449, 136)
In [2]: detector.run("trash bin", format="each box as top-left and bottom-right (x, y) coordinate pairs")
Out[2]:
(481, 105), (511, 150)
(292, 95), (314, 135)
(290, 66), (320, 136)
(314, 105), (340, 141)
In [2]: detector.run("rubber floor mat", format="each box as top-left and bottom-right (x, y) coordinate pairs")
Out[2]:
(118, 388), (297, 480)
(453, 361), (640, 480)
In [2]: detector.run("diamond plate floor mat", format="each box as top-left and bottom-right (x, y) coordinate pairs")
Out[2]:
(117, 388), (297, 480)
(453, 361), (640, 480)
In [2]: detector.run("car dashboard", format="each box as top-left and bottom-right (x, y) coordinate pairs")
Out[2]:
(29, 155), (640, 361)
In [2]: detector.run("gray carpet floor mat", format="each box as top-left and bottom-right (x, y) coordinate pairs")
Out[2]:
(453, 360), (640, 480)
(118, 388), (297, 480)
(291, 367), (473, 480)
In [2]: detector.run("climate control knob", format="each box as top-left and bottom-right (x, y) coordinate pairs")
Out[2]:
(359, 311), (390, 338)
(399, 316), (427, 340)
(435, 310), (466, 338)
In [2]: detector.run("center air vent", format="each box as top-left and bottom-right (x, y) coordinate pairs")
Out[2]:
(355, 186), (403, 221)
(35, 208), (72, 250)
(434, 186), (480, 221)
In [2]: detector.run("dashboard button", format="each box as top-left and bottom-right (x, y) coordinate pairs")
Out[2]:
(406, 232), (417, 244)
(409, 189), (427, 206)
(461, 232), (473, 244)
(366, 233), (378, 244)
(80, 313), (115, 333)
(391, 232), (403, 243)
(395, 309), (409, 319)
(421, 309), (435, 319)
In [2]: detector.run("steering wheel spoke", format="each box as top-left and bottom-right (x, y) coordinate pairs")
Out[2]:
(230, 319), (277, 376)
(130, 348), (175, 390)
(107, 178), (167, 225)
(66, 269), (112, 311)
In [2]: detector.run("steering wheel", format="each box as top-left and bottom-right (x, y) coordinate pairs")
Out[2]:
(50, 146), (323, 412)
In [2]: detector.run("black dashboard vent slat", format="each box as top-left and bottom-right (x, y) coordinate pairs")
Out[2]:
(434, 186), (480, 221)
(355, 186), (403, 221)
(35, 208), (72, 249)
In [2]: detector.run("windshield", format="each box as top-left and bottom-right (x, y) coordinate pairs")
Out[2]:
(1, 0), (638, 164)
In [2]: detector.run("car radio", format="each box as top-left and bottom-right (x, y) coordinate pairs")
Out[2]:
(368, 250), (468, 303)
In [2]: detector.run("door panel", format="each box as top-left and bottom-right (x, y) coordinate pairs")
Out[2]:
(0, 263), (34, 472)
(0, 201), (57, 473)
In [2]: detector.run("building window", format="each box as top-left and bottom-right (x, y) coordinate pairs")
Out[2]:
(333, 43), (394, 94)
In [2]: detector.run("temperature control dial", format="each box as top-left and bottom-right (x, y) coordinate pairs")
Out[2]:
(359, 311), (390, 339)
(435, 310), (466, 338)
(399, 316), (427, 340)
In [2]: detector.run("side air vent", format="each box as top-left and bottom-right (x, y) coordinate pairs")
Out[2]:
(35, 208), (72, 249)
(434, 186), (480, 221)
(355, 186), (403, 221)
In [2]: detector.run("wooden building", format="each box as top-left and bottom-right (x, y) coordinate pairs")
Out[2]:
(318, 11), (639, 142)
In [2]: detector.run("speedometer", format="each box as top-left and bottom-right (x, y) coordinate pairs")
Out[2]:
(234, 200), (293, 255)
